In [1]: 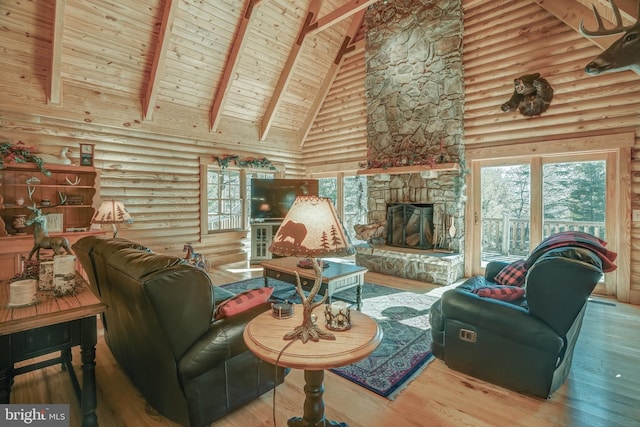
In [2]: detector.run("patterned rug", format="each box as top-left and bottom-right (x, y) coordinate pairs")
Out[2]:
(220, 277), (453, 399)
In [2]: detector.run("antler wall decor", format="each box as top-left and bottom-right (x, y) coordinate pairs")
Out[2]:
(65, 175), (81, 185)
(580, 0), (640, 75)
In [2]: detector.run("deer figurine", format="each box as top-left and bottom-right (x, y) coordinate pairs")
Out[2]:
(580, 0), (640, 75)
(25, 194), (72, 260)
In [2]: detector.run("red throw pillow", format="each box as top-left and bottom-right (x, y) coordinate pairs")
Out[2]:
(214, 287), (273, 320)
(494, 259), (527, 287)
(473, 286), (525, 301)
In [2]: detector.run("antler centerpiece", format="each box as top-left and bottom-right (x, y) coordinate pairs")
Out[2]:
(268, 195), (356, 344)
(283, 258), (335, 343)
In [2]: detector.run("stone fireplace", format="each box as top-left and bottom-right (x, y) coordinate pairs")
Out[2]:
(355, 0), (465, 285)
(387, 203), (434, 250)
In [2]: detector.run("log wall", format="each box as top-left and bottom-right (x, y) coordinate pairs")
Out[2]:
(463, 0), (640, 302)
(0, 96), (303, 265)
(303, 45), (368, 174)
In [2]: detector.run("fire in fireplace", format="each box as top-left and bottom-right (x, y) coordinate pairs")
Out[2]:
(387, 203), (434, 250)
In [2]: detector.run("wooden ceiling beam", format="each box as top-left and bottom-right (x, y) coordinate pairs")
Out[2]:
(530, 0), (635, 50)
(575, 0), (637, 22)
(259, 0), (322, 141)
(299, 11), (365, 147)
(307, 0), (379, 35)
(48, 0), (65, 106)
(142, 0), (178, 122)
(209, 0), (262, 133)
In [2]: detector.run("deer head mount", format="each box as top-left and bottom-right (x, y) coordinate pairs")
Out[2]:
(580, 0), (640, 75)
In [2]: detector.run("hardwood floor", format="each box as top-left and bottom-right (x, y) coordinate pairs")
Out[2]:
(8, 261), (640, 427)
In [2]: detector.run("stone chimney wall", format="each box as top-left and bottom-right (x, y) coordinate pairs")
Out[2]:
(363, 0), (465, 254)
(365, 0), (464, 169)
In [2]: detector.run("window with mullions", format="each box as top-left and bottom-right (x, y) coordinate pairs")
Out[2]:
(318, 175), (367, 244)
(206, 168), (242, 231)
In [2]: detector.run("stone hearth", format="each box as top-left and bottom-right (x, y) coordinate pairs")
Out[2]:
(356, 245), (463, 285)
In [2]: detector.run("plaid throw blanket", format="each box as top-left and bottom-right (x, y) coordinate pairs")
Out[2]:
(525, 231), (617, 273)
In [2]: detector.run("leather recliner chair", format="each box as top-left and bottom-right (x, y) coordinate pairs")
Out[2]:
(73, 236), (287, 426)
(430, 246), (604, 398)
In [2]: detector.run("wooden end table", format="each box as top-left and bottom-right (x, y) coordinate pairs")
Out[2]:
(261, 257), (368, 310)
(243, 304), (382, 427)
(0, 275), (106, 427)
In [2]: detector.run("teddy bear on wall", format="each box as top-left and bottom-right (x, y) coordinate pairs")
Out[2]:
(501, 73), (554, 117)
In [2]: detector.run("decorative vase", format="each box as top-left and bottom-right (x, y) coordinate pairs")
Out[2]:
(12, 214), (27, 234)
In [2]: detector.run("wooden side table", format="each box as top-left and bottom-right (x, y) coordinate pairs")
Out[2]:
(243, 304), (382, 427)
(261, 257), (368, 310)
(0, 275), (106, 427)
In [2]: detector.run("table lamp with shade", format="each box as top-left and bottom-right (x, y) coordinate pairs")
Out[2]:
(269, 195), (355, 343)
(91, 200), (133, 238)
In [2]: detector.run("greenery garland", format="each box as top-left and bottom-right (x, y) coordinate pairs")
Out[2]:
(0, 141), (51, 176)
(359, 155), (439, 170)
(213, 154), (276, 170)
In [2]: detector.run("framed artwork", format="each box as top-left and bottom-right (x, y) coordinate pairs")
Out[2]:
(45, 213), (64, 233)
(79, 143), (95, 166)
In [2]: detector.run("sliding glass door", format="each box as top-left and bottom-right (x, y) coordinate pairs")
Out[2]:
(542, 160), (606, 241)
(479, 163), (531, 264)
(473, 153), (611, 293)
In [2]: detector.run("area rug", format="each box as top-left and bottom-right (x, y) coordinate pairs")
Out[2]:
(220, 277), (452, 399)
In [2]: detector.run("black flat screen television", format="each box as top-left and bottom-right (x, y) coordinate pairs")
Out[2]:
(251, 178), (319, 221)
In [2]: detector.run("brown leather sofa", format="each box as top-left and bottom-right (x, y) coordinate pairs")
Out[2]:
(73, 236), (286, 426)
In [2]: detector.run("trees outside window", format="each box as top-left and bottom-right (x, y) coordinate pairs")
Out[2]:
(318, 175), (367, 244)
(206, 168), (242, 232)
(480, 159), (606, 262)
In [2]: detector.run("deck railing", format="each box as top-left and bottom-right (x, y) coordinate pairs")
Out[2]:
(482, 217), (605, 257)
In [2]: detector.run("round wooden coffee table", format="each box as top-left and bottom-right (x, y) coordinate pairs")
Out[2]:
(243, 304), (382, 427)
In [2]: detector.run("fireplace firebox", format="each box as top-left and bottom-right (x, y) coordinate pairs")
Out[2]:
(387, 203), (434, 250)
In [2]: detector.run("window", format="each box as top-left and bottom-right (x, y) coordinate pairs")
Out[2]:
(205, 168), (242, 231)
(477, 158), (609, 266)
(467, 132), (633, 300)
(316, 173), (368, 244)
(343, 175), (368, 244)
(319, 177), (338, 206)
(201, 162), (278, 234)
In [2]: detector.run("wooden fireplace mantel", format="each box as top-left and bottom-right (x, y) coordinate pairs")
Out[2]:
(356, 162), (460, 176)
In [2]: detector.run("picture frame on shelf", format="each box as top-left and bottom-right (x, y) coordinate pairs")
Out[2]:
(45, 213), (64, 233)
(79, 143), (95, 166)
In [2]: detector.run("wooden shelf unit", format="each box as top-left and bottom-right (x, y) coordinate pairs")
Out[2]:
(0, 163), (98, 237)
(0, 163), (102, 280)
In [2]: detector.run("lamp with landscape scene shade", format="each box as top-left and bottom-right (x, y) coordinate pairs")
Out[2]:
(91, 200), (133, 238)
(269, 195), (355, 343)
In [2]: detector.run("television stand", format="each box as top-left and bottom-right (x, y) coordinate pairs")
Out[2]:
(250, 221), (281, 263)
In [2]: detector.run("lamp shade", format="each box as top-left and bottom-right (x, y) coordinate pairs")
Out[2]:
(91, 200), (133, 225)
(269, 195), (354, 258)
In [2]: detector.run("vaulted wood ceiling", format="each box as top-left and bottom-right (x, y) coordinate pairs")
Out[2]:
(1, 0), (637, 146)
(8, 0), (372, 144)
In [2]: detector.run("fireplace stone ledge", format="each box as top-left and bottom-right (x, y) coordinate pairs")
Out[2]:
(355, 244), (464, 286)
